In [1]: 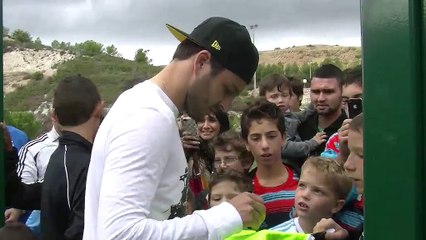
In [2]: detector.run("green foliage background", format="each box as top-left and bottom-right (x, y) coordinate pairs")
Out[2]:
(4, 111), (43, 139)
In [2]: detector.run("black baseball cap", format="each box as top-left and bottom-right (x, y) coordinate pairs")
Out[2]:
(166, 17), (259, 84)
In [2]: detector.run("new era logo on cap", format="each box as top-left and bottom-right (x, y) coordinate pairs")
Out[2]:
(166, 17), (259, 84)
(211, 40), (221, 50)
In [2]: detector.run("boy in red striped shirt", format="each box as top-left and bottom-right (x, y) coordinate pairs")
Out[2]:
(241, 99), (299, 228)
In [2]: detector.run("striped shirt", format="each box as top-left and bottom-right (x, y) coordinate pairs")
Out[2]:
(254, 164), (299, 228)
(17, 127), (60, 183)
(270, 217), (304, 233)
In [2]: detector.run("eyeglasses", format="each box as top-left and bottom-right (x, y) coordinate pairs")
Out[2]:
(214, 156), (239, 167)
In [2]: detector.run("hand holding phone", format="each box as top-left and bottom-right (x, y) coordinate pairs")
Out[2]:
(180, 117), (200, 152)
(347, 98), (363, 119)
(181, 117), (198, 138)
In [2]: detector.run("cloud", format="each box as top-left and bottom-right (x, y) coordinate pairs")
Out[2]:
(4, 0), (361, 65)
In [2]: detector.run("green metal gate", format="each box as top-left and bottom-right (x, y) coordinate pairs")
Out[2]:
(362, 0), (425, 239)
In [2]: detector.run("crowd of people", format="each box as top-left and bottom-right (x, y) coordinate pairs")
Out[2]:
(2, 17), (365, 240)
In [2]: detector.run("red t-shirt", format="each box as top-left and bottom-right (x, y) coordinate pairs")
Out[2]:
(253, 165), (299, 228)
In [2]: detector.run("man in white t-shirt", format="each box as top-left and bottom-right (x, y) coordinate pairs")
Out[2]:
(84, 17), (265, 240)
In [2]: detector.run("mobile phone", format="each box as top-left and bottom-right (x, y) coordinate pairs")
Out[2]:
(181, 117), (199, 138)
(348, 98), (363, 119)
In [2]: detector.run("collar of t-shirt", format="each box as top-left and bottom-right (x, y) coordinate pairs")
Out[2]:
(294, 217), (305, 233)
(145, 80), (179, 118)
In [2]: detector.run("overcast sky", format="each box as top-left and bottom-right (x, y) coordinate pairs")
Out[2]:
(4, 0), (361, 65)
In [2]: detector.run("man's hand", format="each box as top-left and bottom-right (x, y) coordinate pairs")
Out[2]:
(311, 132), (327, 145)
(4, 208), (23, 223)
(313, 218), (348, 240)
(229, 192), (266, 230)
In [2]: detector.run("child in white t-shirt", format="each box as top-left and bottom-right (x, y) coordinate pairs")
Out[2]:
(271, 157), (352, 234)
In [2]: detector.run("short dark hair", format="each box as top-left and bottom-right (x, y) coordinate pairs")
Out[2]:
(349, 113), (363, 133)
(213, 131), (254, 167)
(240, 98), (286, 140)
(53, 75), (101, 126)
(0, 222), (37, 240)
(343, 65), (363, 87)
(172, 39), (224, 76)
(313, 64), (343, 88)
(288, 76), (304, 98)
(208, 169), (253, 204)
(259, 74), (292, 97)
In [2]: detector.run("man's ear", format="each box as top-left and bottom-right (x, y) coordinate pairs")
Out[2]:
(51, 110), (59, 124)
(331, 199), (346, 214)
(193, 50), (212, 75)
(93, 101), (105, 118)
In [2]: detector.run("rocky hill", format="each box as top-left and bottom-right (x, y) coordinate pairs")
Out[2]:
(4, 48), (74, 93)
(259, 44), (361, 68)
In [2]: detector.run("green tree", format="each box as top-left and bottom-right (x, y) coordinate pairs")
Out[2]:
(321, 57), (335, 66)
(75, 40), (104, 56)
(11, 29), (32, 43)
(59, 41), (68, 50)
(34, 37), (43, 49)
(51, 40), (60, 49)
(256, 63), (284, 82)
(300, 63), (311, 79)
(3, 26), (9, 36)
(284, 62), (300, 77)
(105, 44), (119, 57)
(4, 111), (43, 139)
(134, 49), (152, 64)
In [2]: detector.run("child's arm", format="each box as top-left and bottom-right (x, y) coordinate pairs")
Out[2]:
(282, 132), (327, 159)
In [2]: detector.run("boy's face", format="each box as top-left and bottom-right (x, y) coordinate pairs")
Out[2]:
(344, 130), (364, 194)
(265, 86), (291, 113)
(341, 83), (363, 114)
(214, 147), (246, 173)
(295, 164), (344, 221)
(209, 180), (242, 208)
(289, 91), (301, 112)
(245, 118), (285, 166)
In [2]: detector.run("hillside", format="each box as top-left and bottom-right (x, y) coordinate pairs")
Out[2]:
(4, 48), (75, 93)
(259, 45), (361, 68)
(4, 53), (162, 120)
(3, 44), (361, 124)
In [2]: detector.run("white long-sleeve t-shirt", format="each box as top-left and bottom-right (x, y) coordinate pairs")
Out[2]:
(83, 80), (242, 240)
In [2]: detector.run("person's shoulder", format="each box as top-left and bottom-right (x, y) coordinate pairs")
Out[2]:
(19, 132), (50, 153)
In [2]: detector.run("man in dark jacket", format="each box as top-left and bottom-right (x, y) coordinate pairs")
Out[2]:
(41, 75), (103, 240)
(298, 64), (347, 157)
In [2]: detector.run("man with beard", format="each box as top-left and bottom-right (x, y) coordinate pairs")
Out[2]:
(83, 17), (265, 240)
(297, 64), (347, 157)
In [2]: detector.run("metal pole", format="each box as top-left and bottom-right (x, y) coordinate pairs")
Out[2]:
(250, 24), (258, 96)
(253, 30), (256, 94)
(0, 0), (5, 227)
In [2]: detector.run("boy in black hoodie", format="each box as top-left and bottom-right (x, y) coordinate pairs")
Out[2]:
(41, 75), (103, 240)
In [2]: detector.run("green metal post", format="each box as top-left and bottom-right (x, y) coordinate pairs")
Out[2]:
(362, 0), (425, 239)
(0, 0), (5, 227)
